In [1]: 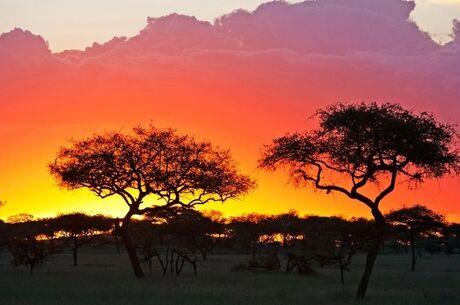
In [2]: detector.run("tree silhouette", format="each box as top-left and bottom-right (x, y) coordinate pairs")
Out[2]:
(49, 125), (255, 278)
(386, 204), (445, 271)
(270, 210), (304, 247)
(128, 219), (160, 273)
(6, 219), (56, 274)
(228, 214), (268, 258)
(259, 102), (459, 298)
(154, 208), (223, 260)
(52, 213), (113, 266)
(444, 223), (460, 254)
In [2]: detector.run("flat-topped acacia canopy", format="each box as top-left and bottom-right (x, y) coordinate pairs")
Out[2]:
(50, 125), (255, 277)
(259, 102), (459, 298)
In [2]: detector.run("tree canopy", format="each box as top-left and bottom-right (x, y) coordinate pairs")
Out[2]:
(50, 125), (255, 217)
(387, 205), (446, 233)
(387, 204), (446, 271)
(49, 125), (255, 277)
(259, 102), (459, 212)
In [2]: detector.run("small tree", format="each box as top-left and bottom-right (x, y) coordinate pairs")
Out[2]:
(259, 102), (459, 298)
(0, 202), (6, 252)
(228, 214), (268, 258)
(52, 213), (113, 266)
(386, 204), (446, 271)
(132, 213), (200, 276)
(129, 219), (160, 272)
(49, 125), (255, 278)
(270, 210), (304, 247)
(304, 216), (370, 286)
(157, 208), (223, 260)
(6, 219), (56, 274)
(443, 223), (460, 254)
(0, 220), (6, 252)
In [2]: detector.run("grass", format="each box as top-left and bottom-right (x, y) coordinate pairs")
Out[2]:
(0, 248), (459, 305)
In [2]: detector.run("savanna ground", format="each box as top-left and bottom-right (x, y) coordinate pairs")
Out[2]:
(1, 247), (459, 305)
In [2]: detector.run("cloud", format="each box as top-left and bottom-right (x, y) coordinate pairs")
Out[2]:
(215, 0), (437, 54)
(1, 0), (459, 126)
(0, 28), (51, 59)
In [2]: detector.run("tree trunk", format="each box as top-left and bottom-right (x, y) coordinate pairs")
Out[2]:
(175, 255), (185, 275)
(117, 222), (144, 278)
(169, 250), (174, 274)
(356, 209), (385, 298)
(114, 234), (121, 254)
(72, 247), (78, 266)
(198, 246), (208, 260)
(339, 259), (345, 286)
(410, 229), (416, 271)
(251, 240), (257, 259)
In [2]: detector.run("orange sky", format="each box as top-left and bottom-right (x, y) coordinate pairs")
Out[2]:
(1, 1), (460, 222)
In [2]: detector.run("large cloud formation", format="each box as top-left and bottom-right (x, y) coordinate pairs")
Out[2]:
(1, 0), (459, 219)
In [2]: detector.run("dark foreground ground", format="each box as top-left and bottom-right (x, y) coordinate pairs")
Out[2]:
(0, 248), (459, 305)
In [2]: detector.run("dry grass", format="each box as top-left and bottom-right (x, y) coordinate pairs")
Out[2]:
(0, 248), (459, 305)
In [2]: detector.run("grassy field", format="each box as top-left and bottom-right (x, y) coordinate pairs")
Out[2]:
(0, 248), (459, 305)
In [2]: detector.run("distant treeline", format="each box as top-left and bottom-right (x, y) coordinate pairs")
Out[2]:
(1, 206), (459, 281)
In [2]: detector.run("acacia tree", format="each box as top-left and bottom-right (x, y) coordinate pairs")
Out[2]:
(386, 204), (445, 271)
(444, 223), (460, 254)
(156, 208), (223, 260)
(271, 211), (304, 247)
(228, 214), (268, 258)
(6, 218), (56, 274)
(129, 219), (160, 273)
(52, 213), (113, 266)
(49, 125), (255, 278)
(259, 102), (459, 298)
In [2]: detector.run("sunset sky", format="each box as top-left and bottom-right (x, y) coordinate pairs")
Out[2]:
(1, 0), (460, 222)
